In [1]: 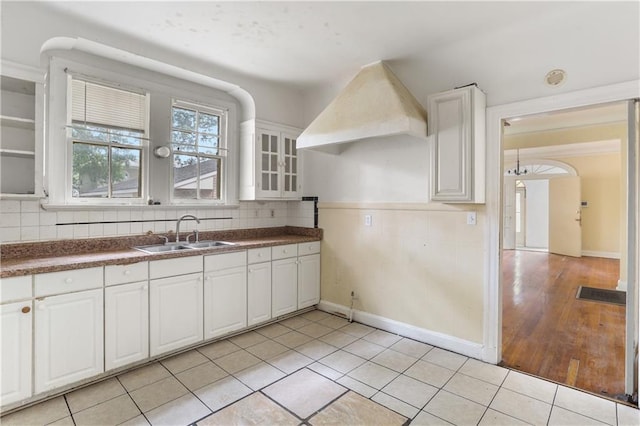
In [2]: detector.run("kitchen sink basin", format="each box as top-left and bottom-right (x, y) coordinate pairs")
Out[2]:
(184, 240), (235, 249)
(133, 243), (196, 253)
(133, 240), (235, 254)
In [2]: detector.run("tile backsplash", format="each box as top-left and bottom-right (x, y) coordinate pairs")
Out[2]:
(0, 200), (316, 243)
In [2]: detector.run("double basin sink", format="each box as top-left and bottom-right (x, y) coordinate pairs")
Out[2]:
(133, 240), (235, 254)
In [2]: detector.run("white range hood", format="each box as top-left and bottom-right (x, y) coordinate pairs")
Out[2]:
(297, 61), (428, 154)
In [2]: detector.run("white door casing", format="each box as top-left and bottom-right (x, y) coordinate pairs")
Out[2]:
(625, 99), (639, 395)
(484, 79), (640, 384)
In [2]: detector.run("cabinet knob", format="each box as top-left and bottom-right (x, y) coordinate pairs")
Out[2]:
(65, 278), (73, 284)
(21, 306), (31, 314)
(142, 285), (148, 290)
(124, 270), (131, 275)
(258, 253), (262, 257)
(198, 276), (203, 281)
(248, 269), (253, 273)
(283, 249), (288, 254)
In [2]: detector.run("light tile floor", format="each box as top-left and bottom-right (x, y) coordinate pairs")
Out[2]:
(2, 309), (639, 425)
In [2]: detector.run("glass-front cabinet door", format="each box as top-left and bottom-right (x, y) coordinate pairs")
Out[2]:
(256, 129), (300, 199)
(258, 130), (280, 198)
(281, 132), (299, 198)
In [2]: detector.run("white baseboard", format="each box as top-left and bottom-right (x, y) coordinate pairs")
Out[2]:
(617, 280), (627, 292)
(317, 300), (484, 360)
(582, 250), (620, 259)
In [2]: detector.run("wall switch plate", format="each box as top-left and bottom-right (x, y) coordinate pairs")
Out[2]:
(467, 212), (477, 225)
(364, 214), (372, 227)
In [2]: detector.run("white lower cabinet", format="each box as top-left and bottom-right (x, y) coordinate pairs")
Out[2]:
(150, 273), (203, 357)
(204, 252), (247, 339)
(34, 289), (104, 393)
(105, 281), (149, 371)
(248, 261), (272, 326)
(272, 257), (298, 317)
(0, 301), (32, 406)
(298, 254), (321, 309)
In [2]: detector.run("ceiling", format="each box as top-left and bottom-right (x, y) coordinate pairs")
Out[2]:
(33, 1), (612, 87)
(504, 101), (628, 135)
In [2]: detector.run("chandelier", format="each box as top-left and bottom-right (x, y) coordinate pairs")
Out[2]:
(507, 149), (528, 176)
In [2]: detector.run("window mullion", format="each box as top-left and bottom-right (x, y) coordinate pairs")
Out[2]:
(107, 145), (113, 199)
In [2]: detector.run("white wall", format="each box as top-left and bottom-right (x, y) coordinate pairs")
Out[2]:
(524, 180), (549, 249)
(0, 2), (305, 128)
(302, 135), (429, 203)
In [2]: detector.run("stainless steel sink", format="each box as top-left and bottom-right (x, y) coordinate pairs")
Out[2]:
(133, 240), (235, 253)
(184, 240), (235, 249)
(133, 243), (196, 253)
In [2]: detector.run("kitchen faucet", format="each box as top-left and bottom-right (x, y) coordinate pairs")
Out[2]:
(175, 214), (200, 243)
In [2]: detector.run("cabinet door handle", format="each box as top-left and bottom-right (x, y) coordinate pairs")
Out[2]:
(65, 278), (73, 284)
(21, 306), (31, 314)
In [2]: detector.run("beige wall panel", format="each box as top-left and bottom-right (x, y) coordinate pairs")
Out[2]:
(320, 206), (485, 343)
(560, 153), (621, 254)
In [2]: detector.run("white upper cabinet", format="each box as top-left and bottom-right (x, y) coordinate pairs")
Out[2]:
(428, 85), (485, 203)
(0, 61), (44, 198)
(240, 120), (302, 200)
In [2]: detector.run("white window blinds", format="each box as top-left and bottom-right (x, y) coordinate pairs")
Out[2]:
(71, 79), (147, 131)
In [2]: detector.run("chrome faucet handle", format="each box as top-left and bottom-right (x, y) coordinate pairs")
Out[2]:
(159, 235), (170, 245)
(186, 230), (199, 244)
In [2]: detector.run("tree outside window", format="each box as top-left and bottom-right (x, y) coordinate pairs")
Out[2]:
(171, 101), (226, 201)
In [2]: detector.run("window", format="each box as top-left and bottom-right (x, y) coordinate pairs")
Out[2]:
(70, 78), (148, 199)
(171, 100), (227, 201)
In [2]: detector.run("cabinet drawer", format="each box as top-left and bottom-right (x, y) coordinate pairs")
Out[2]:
(205, 251), (247, 271)
(272, 244), (298, 260)
(35, 267), (103, 297)
(105, 262), (148, 286)
(1, 275), (32, 303)
(298, 241), (321, 256)
(150, 256), (202, 279)
(248, 247), (271, 264)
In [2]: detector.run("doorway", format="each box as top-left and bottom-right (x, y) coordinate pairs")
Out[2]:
(499, 101), (631, 399)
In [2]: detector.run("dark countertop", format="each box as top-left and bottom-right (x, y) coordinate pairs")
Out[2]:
(0, 227), (322, 278)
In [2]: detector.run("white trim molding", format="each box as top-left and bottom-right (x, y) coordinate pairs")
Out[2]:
(582, 250), (621, 259)
(318, 300), (484, 360)
(484, 79), (640, 365)
(618, 280), (628, 292)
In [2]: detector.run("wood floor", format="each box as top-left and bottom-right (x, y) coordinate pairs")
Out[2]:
(501, 250), (626, 398)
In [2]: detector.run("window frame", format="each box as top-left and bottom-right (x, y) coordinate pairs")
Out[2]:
(65, 73), (151, 205)
(44, 56), (239, 209)
(169, 99), (229, 205)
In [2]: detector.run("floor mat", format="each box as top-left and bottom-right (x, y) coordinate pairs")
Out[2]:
(576, 286), (626, 306)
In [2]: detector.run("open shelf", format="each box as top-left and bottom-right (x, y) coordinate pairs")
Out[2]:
(1, 115), (36, 129)
(0, 148), (35, 158)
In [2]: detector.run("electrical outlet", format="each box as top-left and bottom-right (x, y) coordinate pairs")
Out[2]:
(270, 209), (275, 218)
(467, 212), (477, 225)
(364, 214), (372, 227)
